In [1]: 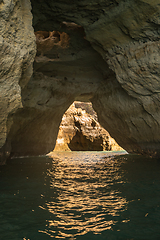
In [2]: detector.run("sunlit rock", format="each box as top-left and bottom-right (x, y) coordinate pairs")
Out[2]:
(53, 102), (123, 152)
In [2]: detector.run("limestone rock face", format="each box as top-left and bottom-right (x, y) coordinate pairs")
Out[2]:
(8, 24), (111, 158)
(0, 0), (36, 163)
(30, 0), (160, 158)
(1, 0), (160, 163)
(54, 102), (123, 152)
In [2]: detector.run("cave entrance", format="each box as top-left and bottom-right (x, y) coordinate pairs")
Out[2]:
(5, 24), (125, 160)
(53, 101), (123, 152)
(16, 23), (125, 159)
(33, 27), (123, 155)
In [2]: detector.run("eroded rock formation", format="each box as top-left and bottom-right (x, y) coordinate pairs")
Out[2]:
(0, 0), (36, 163)
(8, 24), (109, 158)
(53, 102), (123, 152)
(1, 0), (160, 163)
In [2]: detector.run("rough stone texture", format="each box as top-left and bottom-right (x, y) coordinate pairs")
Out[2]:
(1, 0), (160, 162)
(8, 24), (112, 158)
(92, 41), (160, 157)
(53, 102), (123, 152)
(29, 0), (160, 158)
(0, 0), (36, 163)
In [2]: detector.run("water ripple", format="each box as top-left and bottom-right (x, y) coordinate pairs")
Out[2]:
(40, 151), (127, 239)
(1, 151), (160, 239)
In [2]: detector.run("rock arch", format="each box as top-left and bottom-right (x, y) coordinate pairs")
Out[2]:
(1, 0), (160, 163)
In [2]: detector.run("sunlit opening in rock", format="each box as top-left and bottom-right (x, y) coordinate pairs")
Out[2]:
(53, 101), (124, 152)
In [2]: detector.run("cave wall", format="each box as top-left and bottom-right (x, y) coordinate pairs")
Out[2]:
(0, 0), (36, 163)
(9, 24), (113, 158)
(1, 0), (160, 163)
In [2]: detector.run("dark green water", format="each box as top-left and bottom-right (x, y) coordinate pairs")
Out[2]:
(0, 151), (160, 240)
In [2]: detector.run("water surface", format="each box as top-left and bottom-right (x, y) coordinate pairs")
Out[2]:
(0, 151), (160, 239)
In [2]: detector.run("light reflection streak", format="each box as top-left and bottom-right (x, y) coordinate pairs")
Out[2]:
(39, 152), (128, 238)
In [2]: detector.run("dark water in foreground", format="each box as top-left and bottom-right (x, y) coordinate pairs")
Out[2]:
(0, 151), (160, 240)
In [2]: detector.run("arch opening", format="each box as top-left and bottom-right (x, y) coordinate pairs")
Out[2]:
(53, 101), (124, 153)
(6, 22), (127, 159)
(2, 0), (160, 164)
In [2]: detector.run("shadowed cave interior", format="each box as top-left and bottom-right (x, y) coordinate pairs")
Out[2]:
(2, 3), (160, 237)
(4, 13), (160, 160)
(8, 23), (125, 158)
(1, 0), (160, 164)
(34, 29), (123, 152)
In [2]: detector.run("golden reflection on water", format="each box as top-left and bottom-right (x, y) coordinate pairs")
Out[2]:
(39, 151), (128, 239)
